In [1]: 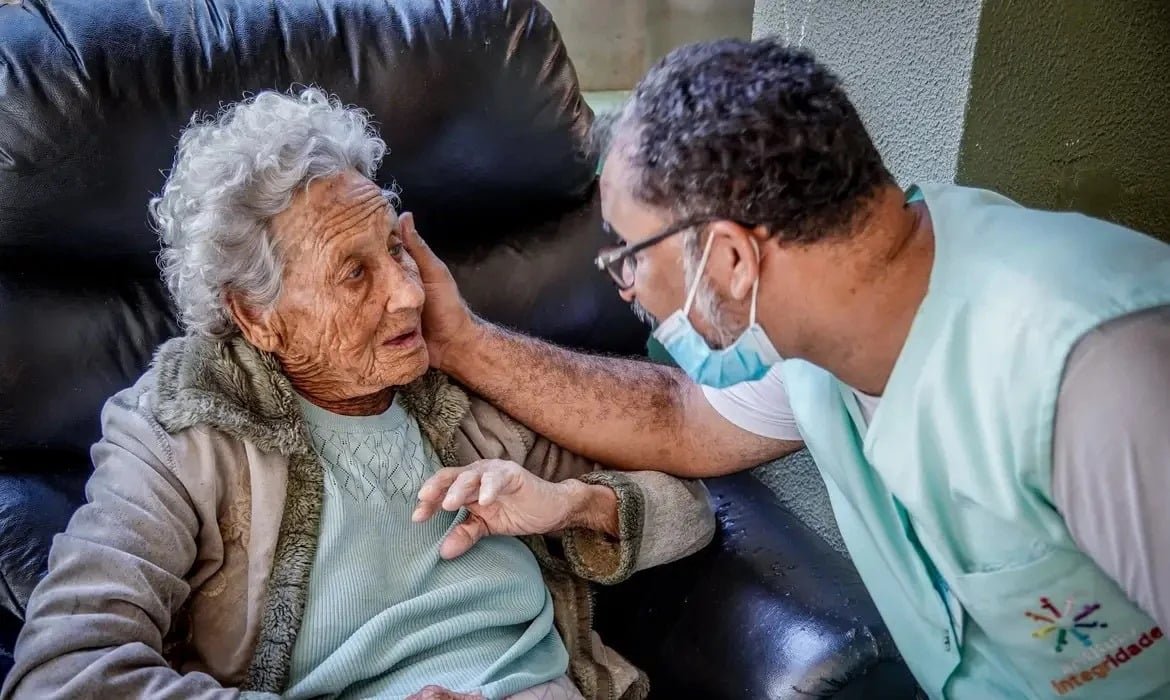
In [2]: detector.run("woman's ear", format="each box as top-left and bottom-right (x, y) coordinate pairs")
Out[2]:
(709, 221), (761, 303)
(226, 293), (283, 353)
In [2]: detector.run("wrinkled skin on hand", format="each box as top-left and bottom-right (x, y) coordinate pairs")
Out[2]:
(413, 459), (585, 559)
(228, 170), (430, 415)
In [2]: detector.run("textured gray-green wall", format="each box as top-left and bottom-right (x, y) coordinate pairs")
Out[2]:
(957, 1), (1170, 242)
(752, 0), (983, 184)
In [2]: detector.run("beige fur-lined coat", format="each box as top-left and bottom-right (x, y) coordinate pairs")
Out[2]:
(1, 336), (715, 700)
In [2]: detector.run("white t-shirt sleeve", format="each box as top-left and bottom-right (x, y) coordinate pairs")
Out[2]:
(700, 364), (803, 441)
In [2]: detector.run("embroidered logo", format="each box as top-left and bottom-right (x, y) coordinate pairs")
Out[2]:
(1027, 596), (1108, 652)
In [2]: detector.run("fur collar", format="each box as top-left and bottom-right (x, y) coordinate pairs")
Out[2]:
(151, 334), (471, 461)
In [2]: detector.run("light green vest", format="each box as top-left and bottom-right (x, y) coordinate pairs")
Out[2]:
(782, 184), (1170, 698)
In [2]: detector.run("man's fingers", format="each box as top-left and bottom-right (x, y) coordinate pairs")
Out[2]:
(440, 516), (490, 559)
(442, 469), (482, 511)
(399, 211), (418, 249)
(400, 210), (445, 278)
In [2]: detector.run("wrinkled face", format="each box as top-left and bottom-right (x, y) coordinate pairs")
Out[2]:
(600, 148), (749, 348)
(240, 170), (428, 399)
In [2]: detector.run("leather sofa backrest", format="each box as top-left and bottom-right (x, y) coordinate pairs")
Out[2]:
(0, 0), (646, 463)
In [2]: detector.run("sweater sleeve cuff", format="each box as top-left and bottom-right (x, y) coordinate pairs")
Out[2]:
(560, 471), (645, 585)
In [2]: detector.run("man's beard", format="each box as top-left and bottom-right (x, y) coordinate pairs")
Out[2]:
(630, 301), (657, 328)
(691, 280), (738, 349)
(681, 231), (739, 349)
(631, 282), (738, 349)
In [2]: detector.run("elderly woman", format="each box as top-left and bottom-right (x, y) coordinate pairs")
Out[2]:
(1, 89), (714, 700)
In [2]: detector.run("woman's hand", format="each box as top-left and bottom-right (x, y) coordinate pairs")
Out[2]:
(406, 685), (485, 700)
(413, 459), (619, 559)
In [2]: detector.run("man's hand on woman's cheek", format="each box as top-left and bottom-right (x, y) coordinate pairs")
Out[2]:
(399, 212), (481, 372)
(413, 459), (619, 559)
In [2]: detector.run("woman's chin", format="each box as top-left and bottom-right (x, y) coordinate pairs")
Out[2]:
(375, 344), (431, 386)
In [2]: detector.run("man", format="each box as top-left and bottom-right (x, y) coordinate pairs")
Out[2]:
(404, 38), (1170, 698)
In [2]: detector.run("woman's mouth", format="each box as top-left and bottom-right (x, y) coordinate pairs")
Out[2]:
(383, 328), (422, 349)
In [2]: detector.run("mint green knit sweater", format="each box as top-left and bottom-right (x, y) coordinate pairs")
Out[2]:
(284, 396), (568, 700)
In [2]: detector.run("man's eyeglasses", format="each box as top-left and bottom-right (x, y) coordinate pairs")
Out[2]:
(594, 215), (725, 291)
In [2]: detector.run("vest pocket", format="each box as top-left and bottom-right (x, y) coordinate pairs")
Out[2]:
(950, 548), (1169, 698)
(952, 547), (1075, 601)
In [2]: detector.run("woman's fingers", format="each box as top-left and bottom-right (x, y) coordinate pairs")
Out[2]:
(442, 469), (482, 511)
(478, 468), (502, 506)
(418, 467), (463, 502)
(414, 467), (465, 522)
(412, 499), (441, 523)
(413, 460), (522, 522)
(406, 685), (486, 700)
(440, 515), (490, 560)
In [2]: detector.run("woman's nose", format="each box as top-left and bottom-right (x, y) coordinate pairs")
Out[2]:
(383, 261), (425, 313)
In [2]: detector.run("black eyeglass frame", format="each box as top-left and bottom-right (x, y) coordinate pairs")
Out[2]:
(594, 215), (736, 290)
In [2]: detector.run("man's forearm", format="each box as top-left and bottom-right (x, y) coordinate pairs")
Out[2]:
(441, 319), (689, 471)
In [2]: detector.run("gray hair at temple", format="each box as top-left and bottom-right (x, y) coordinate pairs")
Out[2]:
(150, 87), (391, 339)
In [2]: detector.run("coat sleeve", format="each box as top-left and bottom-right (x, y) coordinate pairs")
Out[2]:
(0, 387), (272, 700)
(453, 396), (716, 585)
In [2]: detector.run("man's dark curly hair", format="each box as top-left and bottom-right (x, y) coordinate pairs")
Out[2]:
(612, 38), (893, 244)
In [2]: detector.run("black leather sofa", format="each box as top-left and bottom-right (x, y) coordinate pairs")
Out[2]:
(0, 1), (917, 697)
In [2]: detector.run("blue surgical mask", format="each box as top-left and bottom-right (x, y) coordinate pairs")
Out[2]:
(652, 234), (782, 388)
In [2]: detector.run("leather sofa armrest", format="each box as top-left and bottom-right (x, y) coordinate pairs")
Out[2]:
(593, 472), (919, 699)
(0, 605), (17, 683)
(0, 457), (92, 620)
(0, 460), (97, 688)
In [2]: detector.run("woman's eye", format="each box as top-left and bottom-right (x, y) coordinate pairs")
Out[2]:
(346, 264), (364, 281)
(389, 243), (405, 258)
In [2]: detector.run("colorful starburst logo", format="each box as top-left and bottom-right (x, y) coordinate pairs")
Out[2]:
(1026, 596), (1108, 652)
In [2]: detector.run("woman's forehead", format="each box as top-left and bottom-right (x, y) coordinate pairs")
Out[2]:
(274, 174), (395, 253)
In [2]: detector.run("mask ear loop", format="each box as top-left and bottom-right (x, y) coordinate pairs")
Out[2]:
(682, 231), (717, 317)
(748, 237), (761, 327)
(684, 232), (763, 322)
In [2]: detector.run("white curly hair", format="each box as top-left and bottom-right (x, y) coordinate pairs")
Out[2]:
(150, 87), (390, 339)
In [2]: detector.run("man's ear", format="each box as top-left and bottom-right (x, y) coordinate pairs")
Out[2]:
(226, 293), (282, 353)
(708, 221), (765, 303)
